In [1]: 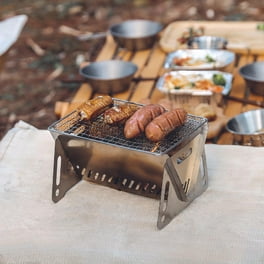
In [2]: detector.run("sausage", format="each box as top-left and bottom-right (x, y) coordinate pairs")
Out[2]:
(145, 108), (187, 142)
(78, 95), (113, 120)
(104, 104), (140, 125)
(124, 104), (166, 139)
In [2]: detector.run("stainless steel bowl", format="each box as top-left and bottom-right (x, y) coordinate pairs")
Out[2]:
(239, 61), (264, 96)
(109, 19), (163, 51)
(189, 36), (228, 49)
(226, 109), (264, 146)
(79, 60), (138, 94)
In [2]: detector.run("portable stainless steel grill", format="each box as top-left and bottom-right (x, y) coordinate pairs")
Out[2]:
(48, 98), (208, 229)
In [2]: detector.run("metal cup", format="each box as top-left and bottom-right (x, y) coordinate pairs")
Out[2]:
(189, 36), (228, 49)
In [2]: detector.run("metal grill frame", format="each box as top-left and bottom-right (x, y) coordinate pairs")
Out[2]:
(49, 98), (207, 154)
(48, 98), (209, 229)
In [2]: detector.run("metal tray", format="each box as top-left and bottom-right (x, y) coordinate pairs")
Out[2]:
(163, 49), (235, 70)
(156, 70), (233, 96)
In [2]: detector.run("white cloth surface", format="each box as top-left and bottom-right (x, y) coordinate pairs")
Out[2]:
(0, 15), (28, 56)
(0, 121), (264, 264)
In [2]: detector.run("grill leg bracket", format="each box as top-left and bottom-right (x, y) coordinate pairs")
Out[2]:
(157, 146), (208, 230)
(50, 116), (209, 230)
(52, 136), (82, 202)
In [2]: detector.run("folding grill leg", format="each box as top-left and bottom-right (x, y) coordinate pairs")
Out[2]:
(157, 147), (208, 230)
(52, 137), (82, 203)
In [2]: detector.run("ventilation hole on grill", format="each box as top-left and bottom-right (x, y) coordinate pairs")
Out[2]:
(55, 188), (60, 197)
(108, 177), (113, 183)
(81, 168), (86, 176)
(161, 214), (166, 223)
(200, 156), (207, 185)
(143, 183), (150, 191)
(135, 183), (141, 191)
(150, 184), (157, 192)
(122, 178), (128, 186)
(183, 178), (190, 193)
(128, 180), (134, 189)
(56, 156), (61, 186)
(162, 181), (170, 212)
(101, 174), (106, 181)
(94, 172), (100, 180)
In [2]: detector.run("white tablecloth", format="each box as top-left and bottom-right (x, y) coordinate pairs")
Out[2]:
(0, 121), (264, 264)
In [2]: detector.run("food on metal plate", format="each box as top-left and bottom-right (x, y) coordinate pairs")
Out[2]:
(145, 108), (187, 142)
(164, 73), (224, 93)
(173, 54), (216, 67)
(194, 79), (223, 93)
(212, 73), (226, 86)
(104, 103), (140, 125)
(78, 95), (113, 120)
(124, 104), (166, 139)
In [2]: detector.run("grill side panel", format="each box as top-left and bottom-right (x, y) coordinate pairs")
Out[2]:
(52, 134), (168, 200)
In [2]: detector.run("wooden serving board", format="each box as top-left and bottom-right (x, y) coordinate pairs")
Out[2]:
(159, 21), (264, 55)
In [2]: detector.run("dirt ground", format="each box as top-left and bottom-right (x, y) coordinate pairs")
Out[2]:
(1, 0), (264, 139)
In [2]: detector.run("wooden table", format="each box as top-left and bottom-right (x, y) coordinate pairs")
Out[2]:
(55, 21), (264, 145)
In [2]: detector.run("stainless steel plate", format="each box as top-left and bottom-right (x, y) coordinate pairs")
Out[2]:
(163, 49), (235, 70)
(156, 70), (233, 96)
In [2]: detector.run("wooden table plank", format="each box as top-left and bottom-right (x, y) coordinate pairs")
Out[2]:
(131, 47), (166, 103)
(217, 54), (250, 144)
(95, 35), (117, 61)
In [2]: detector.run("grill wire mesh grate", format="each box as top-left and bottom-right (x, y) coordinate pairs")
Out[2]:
(51, 104), (207, 155)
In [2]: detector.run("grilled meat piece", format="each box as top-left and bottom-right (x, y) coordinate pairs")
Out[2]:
(145, 108), (187, 142)
(104, 104), (140, 125)
(124, 104), (166, 139)
(78, 96), (113, 120)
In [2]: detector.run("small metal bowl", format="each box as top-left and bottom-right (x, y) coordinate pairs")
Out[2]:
(189, 36), (228, 49)
(226, 109), (264, 146)
(79, 60), (138, 94)
(109, 19), (163, 51)
(239, 61), (264, 96)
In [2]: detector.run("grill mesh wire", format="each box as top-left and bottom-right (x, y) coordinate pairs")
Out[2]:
(52, 101), (207, 155)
